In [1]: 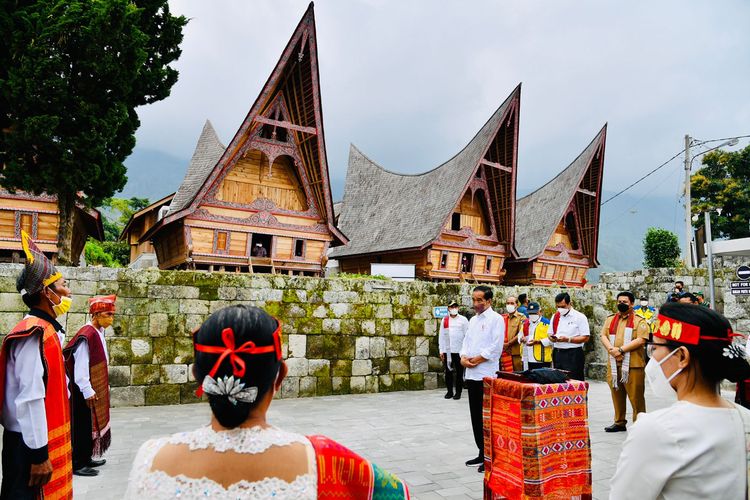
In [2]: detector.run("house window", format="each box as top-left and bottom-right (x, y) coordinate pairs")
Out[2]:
(461, 253), (474, 273)
(451, 213), (461, 231)
(485, 256), (493, 273)
(216, 231), (228, 253)
(20, 213), (33, 237)
(294, 239), (305, 258)
(440, 251), (448, 269)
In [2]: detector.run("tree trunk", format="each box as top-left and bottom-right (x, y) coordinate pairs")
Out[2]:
(57, 192), (76, 266)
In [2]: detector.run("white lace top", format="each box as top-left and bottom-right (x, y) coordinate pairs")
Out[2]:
(125, 425), (317, 499)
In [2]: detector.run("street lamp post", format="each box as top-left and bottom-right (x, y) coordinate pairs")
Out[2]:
(705, 210), (716, 308)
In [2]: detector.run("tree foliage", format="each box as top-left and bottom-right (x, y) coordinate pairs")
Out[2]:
(643, 227), (681, 268)
(691, 144), (750, 239)
(0, 0), (186, 264)
(84, 196), (150, 267)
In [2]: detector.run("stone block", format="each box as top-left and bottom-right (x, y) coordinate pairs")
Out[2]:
(174, 338), (194, 364)
(322, 319), (341, 333)
(180, 383), (201, 404)
(108, 366), (130, 387)
(108, 338), (132, 365)
(110, 386), (145, 407)
(332, 359), (352, 377)
(424, 372), (438, 390)
(130, 338), (152, 363)
(160, 364), (188, 384)
(218, 287), (238, 300)
(293, 318), (323, 334)
(428, 356), (443, 372)
(379, 374), (394, 392)
(179, 300), (209, 315)
(148, 285), (200, 299)
(340, 319), (359, 335)
(415, 336), (431, 356)
(0, 313), (23, 337)
(370, 337), (386, 358)
(323, 291), (358, 303)
(64, 313), (87, 336)
(131, 364), (160, 385)
(386, 337), (414, 357)
(312, 305), (329, 318)
(393, 374), (410, 391)
(307, 335), (355, 359)
(308, 359), (330, 377)
(330, 303), (351, 318)
(299, 376), (317, 397)
(391, 319), (409, 336)
(145, 384), (181, 405)
(286, 358), (309, 377)
(281, 377), (300, 398)
(376, 304), (393, 319)
(149, 313), (169, 337)
(352, 359), (372, 376)
(288, 334), (306, 358)
(317, 377), (332, 396)
(350, 376), (366, 394)
(332, 376), (350, 395)
(152, 337), (175, 364)
(389, 357), (409, 374)
(355, 337), (370, 359)
(410, 356), (428, 373)
(361, 320), (376, 335)
(286, 303), (307, 318)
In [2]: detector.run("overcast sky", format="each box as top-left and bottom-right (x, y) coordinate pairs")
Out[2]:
(132, 0), (750, 212)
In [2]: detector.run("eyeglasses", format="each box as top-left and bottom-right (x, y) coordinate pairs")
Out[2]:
(645, 340), (682, 358)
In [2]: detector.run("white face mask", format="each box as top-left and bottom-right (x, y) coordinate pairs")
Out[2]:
(448, 308), (458, 316)
(557, 307), (569, 316)
(529, 314), (540, 323)
(506, 305), (516, 314)
(645, 348), (683, 400)
(640, 301), (648, 307)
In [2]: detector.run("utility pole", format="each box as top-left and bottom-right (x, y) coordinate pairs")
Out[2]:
(705, 211), (715, 308)
(684, 134), (693, 267)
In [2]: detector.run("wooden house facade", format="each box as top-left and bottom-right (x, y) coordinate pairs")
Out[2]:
(140, 4), (346, 275)
(0, 189), (103, 263)
(119, 193), (174, 268)
(504, 125), (607, 287)
(330, 86), (520, 282)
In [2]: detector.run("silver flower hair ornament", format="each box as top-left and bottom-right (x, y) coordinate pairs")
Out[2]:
(722, 344), (745, 360)
(201, 375), (259, 405)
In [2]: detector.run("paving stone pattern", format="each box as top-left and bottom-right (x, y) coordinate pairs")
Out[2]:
(24, 381), (692, 500)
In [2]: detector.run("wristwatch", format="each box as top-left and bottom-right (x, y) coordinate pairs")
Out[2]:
(618, 347), (625, 355)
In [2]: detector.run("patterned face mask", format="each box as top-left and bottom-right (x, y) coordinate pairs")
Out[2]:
(47, 288), (72, 317)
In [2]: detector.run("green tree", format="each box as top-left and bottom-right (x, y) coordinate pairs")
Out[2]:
(0, 0), (186, 264)
(643, 227), (681, 268)
(86, 196), (150, 267)
(691, 145), (750, 239)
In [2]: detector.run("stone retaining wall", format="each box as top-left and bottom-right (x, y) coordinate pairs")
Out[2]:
(1, 264), (747, 407)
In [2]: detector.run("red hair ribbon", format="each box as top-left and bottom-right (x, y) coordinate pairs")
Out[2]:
(195, 319), (283, 397)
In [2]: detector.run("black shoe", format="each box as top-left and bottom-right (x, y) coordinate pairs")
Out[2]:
(444, 392), (454, 399)
(88, 459), (106, 468)
(73, 466), (99, 477)
(604, 424), (627, 433)
(478, 464), (485, 473)
(465, 456), (483, 467)
(453, 393), (461, 400)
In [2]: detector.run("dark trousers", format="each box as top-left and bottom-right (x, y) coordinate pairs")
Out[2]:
(1, 430), (37, 500)
(528, 361), (552, 370)
(444, 353), (464, 396)
(467, 379), (484, 457)
(71, 389), (93, 470)
(553, 348), (585, 380)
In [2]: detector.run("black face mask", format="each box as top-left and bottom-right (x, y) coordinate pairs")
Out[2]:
(617, 303), (630, 313)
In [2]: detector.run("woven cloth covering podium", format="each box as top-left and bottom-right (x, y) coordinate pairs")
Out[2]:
(483, 374), (592, 500)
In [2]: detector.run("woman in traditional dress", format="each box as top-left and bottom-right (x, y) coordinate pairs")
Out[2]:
(610, 302), (750, 499)
(125, 305), (409, 499)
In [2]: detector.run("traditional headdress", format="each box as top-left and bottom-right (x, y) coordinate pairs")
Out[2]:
(19, 230), (62, 296)
(655, 312), (741, 345)
(89, 295), (117, 315)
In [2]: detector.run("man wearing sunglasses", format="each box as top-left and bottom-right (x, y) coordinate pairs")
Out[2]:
(600, 291), (650, 433)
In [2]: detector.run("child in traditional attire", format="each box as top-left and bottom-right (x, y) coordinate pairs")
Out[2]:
(126, 305), (410, 499)
(64, 295), (115, 476)
(0, 231), (74, 499)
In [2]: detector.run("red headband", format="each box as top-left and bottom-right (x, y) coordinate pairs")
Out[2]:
(194, 319), (283, 397)
(654, 314), (741, 345)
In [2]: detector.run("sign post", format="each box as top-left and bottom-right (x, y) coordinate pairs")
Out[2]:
(433, 306), (449, 319)
(737, 265), (750, 281)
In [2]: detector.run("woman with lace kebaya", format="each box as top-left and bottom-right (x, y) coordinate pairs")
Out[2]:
(125, 305), (410, 499)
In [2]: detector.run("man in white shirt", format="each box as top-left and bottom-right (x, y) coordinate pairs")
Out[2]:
(460, 285), (505, 473)
(439, 301), (469, 400)
(549, 292), (590, 380)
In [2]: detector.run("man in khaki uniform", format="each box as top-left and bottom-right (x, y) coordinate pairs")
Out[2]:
(502, 296), (526, 371)
(600, 291), (650, 432)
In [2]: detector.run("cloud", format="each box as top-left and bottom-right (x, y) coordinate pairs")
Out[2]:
(132, 0), (750, 202)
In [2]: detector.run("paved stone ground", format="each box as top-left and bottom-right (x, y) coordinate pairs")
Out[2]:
(4, 381), (689, 499)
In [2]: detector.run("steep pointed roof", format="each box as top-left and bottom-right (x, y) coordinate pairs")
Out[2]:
(513, 124), (607, 263)
(168, 120), (226, 214)
(330, 86), (520, 259)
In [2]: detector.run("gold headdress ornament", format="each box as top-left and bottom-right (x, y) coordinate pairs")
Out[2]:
(19, 230), (62, 295)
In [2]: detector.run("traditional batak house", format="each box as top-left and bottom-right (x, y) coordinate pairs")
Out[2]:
(504, 125), (607, 287)
(330, 86), (521, 282)
(0, 189), (103, 263)
(118, 192), (174, 268)
(140, 4), (346, 274)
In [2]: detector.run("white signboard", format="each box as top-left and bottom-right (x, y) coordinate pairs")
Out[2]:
(370, 263), (415, 282)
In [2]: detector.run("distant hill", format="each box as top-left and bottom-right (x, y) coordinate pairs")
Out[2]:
(120, 151), (684, 278)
